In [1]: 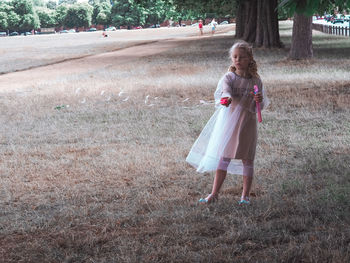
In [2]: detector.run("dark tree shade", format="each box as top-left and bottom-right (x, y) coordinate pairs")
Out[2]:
(290, 12), (312, 59)
(279, 0), (350, 59)
(236, 0), (282, 48)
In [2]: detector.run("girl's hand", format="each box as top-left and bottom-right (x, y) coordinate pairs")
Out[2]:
(220, 97), (232, 107)
(250, 92), (263, 103)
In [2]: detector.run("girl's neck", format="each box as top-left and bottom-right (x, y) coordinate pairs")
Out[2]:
(235, 70), (250, 78)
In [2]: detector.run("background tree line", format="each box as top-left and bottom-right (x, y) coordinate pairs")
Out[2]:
(170, 0), (350, 59)
(0, 0), (222, 32)
(1, 0), (349, 60)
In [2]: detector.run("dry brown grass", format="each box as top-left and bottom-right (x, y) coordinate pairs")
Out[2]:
(0, 22), (349, 262)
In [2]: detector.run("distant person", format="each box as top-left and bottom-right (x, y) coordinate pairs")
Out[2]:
(178, 18), (182, 27)
(168, 19), (173, 27)
(186, 41), (269, 205)
(102, 31), (108, 37)
(198, 19), (203, 36)
(210, 18), (218, 35)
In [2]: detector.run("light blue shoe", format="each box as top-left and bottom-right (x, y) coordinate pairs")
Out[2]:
(199, 194), (218, 204)
(199, 198), (209, 203)
(238, 197), (250, 205)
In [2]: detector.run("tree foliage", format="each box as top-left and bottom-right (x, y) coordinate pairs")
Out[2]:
(92, 1), (111, 25)
(0, 12), (8, 31)
(1, 0), (237, 31)
(170, 0), (236, 19)
(58, 0), (77, 5)
(64, 3), (93, 28)
(111, 0), (145, 28)
(36, 7), (56, 27)
(12, 0), (35, 16)
(89, 0), (113, 5)
(55, 3), (69, 27)
(142, 0), (168, 25)
(7, 11), (21, 31)
(3, 0), (350, 33)
(0, 0), (40, 32)
(0, 3), (12, 30)
(9, 0), (40, 31)
(278, 0), (350, 59)
(20, 13), (40, 31)
(46, 0), (57, 10)
(278, 0), (350, 16)
(32, 0), (46, 7)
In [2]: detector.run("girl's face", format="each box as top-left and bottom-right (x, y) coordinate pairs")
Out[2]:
(231, 48), (251, 72)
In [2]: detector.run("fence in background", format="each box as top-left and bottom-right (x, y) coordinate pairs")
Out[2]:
(312, 23), (350, 37)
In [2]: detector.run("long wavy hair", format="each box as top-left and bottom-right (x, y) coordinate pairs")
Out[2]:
(228, 41), (259, 78)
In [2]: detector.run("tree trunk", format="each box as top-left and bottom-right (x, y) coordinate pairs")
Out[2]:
(289, 13), (313, 59)
(242, 0), (257, 43)
(235, 0), (282, 48)
(235, 0), (244, 38)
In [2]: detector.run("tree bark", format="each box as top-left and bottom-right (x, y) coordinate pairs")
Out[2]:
(235, 0), (246, 39)
(235, 0), (282, 48)
(242, 0), (257, 43)
(289, 12), (313, 59)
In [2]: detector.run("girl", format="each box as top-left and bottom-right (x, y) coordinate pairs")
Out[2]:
(198, 20), (203, 36)
(210, 18), (218, 35)
(186, 41), (269, 204)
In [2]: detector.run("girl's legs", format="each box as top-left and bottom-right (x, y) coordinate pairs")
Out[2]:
(211, 158), (231, 197)
(200, 158), (230, 203)
(200, 170), (226, 203)
(211, 169), (227, 196)
(200, 158), (255, 203)
(241, 159), (254, 201)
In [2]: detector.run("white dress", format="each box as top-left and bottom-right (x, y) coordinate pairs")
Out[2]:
(186, 71), (269, 175)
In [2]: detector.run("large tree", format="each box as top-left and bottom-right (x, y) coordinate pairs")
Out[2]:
(64, 3), (93, 28)
(92, 1), (111, 26)
(279, 0), (350, 59)
(12, 0), (40, 31)
(111, 0), (145, 28)
(143, 0), (168, 25)
(36, 7), (56, 28)
(0, 12), (8, 31)
(170, 0), (236, 20)
(236, 0), (282, 48)
(171, 0), (281, 48)
(290, 11), (313, 59)
(0, 2), (12, 31)
(20, 13), (40, 31)
(7, 11), (21, 31)
(55, 3), (69, 27)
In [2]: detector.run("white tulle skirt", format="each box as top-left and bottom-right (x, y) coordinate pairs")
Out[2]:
(186, 103), (257, 175)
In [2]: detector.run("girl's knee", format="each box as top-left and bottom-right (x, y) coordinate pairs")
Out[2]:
(218, 157), (230, 170)
(242, 159), (254, 166)
(242, 159), (254, 177)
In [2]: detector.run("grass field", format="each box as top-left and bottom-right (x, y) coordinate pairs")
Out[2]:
(0, 25), (228, 74)
(0, 22), (349, 262)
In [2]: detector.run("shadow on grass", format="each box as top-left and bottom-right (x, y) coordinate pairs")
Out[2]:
(312, 34), (350, 59)
(274, 143), (350, 223)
